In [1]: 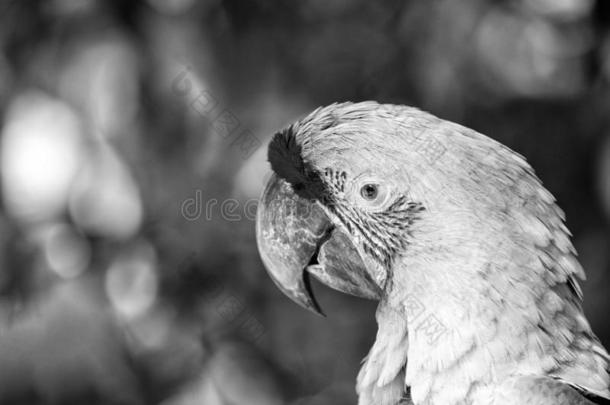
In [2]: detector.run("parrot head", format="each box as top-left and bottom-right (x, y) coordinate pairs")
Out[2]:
(256, 102), (610, 404)
(256, 101), (463, 314)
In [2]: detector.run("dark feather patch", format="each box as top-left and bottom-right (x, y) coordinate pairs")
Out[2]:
(268, 127), (309, 188)
(268, 127), (326, 200)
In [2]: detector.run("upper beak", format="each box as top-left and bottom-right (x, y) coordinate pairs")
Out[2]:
(256, 174), (381, 316)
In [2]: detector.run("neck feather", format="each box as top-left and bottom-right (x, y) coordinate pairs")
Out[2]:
(385, 204), (610, 404)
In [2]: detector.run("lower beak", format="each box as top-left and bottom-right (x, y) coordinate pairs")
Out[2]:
(256, 174), (381, 316)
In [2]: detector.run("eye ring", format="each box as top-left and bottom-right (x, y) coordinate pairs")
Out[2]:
(349, 174), (395, 211)
(360, 184), (379, 200)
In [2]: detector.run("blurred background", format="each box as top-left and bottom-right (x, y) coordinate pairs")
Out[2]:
(1, 0), (610, 404)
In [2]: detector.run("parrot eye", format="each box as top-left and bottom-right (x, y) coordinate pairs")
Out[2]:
(360, 184), (379, 200)
(349, 176), (393, 211)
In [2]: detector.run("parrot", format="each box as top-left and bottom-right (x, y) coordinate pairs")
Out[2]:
(255, 101), (610, 405)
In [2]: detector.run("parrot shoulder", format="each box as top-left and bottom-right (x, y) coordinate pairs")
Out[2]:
(356, 298), (410, 405)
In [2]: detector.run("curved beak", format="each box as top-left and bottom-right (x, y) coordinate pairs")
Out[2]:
(256, 174), (381, 316)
